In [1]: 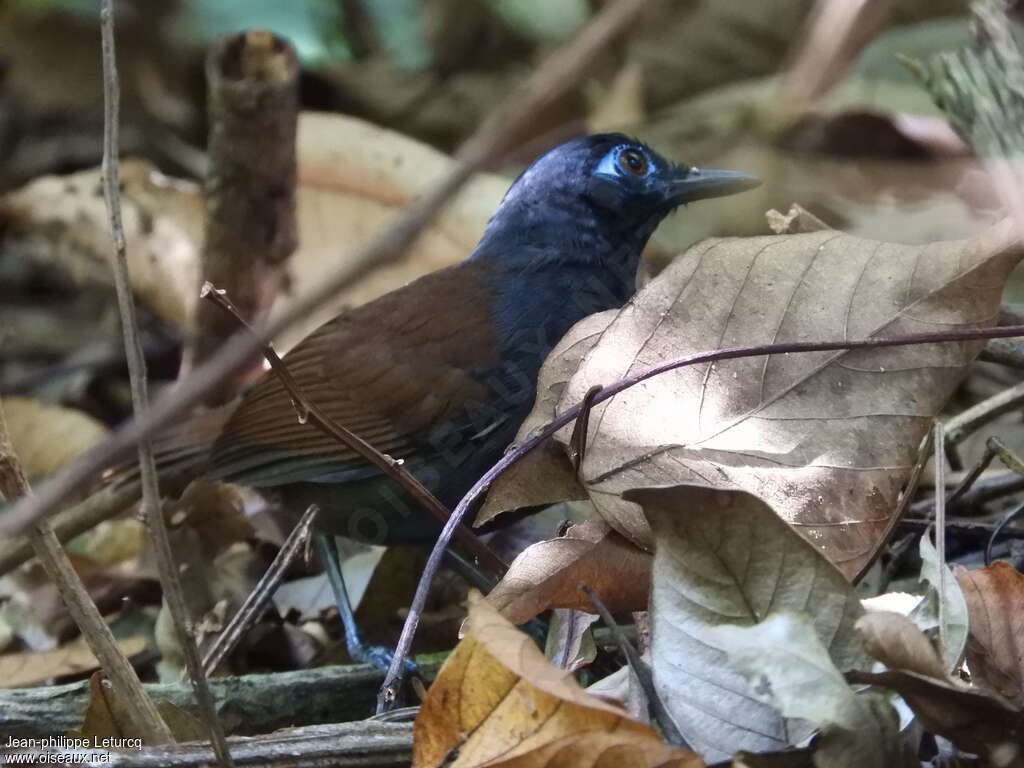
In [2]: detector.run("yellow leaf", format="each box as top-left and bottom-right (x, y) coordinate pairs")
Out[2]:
(413, 592), (701, 768)
(1, 397), (107, 481)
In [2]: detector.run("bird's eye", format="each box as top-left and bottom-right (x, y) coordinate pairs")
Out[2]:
(618, 148), (648, 176)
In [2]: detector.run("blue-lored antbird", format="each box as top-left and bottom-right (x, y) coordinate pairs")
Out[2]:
(153, 134), (758, 669)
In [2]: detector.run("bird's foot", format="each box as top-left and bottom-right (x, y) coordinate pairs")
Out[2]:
(350, 642), (420, 678)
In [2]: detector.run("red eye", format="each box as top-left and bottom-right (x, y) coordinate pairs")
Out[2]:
(618, 148), (648, 175)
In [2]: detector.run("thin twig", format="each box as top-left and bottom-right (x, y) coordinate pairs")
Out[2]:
(0, 399), (173, 744)
(855, 422), (934, 583)
(980, 337), (1024, 369)
(946, 441), (999, 508)
(915, 473), (1024, 518)
(946, 436), (1024, 508)
(986, 501), (1024, 566)
(377, 322), (1024, 709)
(933, 421), (947, 658)
(986, 435), (1024, 475)
(578, 584), (688, 749)
(0, 469), (195, 578)
(99, 2), (232, 763)
(945, 378), (1024, 445)
(202, 505), (319, 675)
(780, 0), (891, 107)
(899, 517), (1024, 541)
(201, 284), (506, 574)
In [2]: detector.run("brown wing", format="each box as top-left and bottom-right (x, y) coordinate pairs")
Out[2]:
(209, 260), (501, 486)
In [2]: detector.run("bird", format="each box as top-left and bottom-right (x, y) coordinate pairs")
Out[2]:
(143, 134), (759, 669)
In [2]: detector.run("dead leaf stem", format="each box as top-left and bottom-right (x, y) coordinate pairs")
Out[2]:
(986, 501), (1024, 567)
(201, 504), (318, 675)
(569, 384), (602, 477)
(934, 421), (948, 658)
(99, 1), (232, 762)
(578, 584), (688, 749)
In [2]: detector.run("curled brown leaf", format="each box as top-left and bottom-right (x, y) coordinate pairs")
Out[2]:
(486, 520), (652, 625)
(955, 561), (1024, 707)
(847, 669), (1022, 766)
(854, 610), (946, 680)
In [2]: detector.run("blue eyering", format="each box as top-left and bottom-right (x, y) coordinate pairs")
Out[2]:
(594, 143), (651, 180)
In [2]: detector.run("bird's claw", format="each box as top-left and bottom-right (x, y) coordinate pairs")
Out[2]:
(352, 643), (420, 678)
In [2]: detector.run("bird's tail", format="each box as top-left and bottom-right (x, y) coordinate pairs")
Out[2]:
(101, 402), (238, 491)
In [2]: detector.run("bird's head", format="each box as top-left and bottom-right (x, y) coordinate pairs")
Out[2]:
(475, 133), (759, 273)
(583, 134), (761, 217)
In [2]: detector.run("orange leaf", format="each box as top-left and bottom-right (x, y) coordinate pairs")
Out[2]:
(955, 561), (1024, 706)
(413, 592), (700, 768)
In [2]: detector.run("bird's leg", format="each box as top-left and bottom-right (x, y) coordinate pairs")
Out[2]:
(441, 548), (497, 592)
(441, 548), (548, 646)
(315, 533), (418, 676)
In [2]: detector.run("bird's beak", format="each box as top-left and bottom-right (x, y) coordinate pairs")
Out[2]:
(665, 167), (761, 206)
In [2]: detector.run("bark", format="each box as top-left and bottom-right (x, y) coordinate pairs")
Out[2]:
(186, 30), (299, 403)
(0, 661), (440, 739)
(2, 720), (413, 768)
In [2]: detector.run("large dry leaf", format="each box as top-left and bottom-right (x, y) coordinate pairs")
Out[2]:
(486, 520), (651, 625)
(0, 635), (145, 688)
(1, 113), (508, 352)
(708, 614), (911, 768)
(1, 160), (203, 329)
(554, 221), (1023, 578)
(954, 562), (1024, 707)
(412, 592), (701, 768)
(635, 486), (869, 761)
(1, 397), (107, 481)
